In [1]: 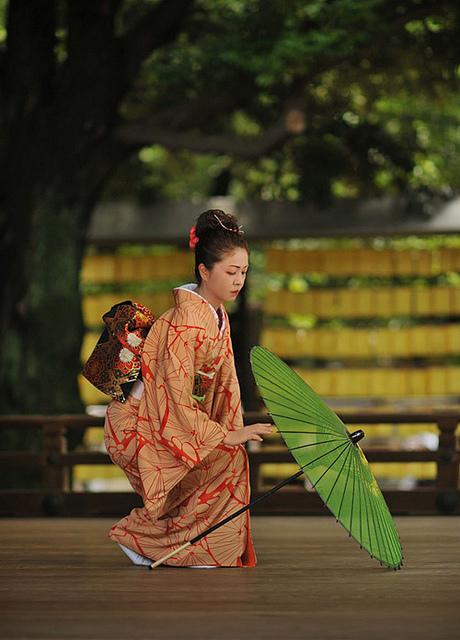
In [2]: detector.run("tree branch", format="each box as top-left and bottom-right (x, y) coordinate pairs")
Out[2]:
(127, 92), (250, 131)
(114, 103), (305, 159)
(119, 0), (195, 86)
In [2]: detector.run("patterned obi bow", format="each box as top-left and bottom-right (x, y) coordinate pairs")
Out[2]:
(82, 300), (155, 403)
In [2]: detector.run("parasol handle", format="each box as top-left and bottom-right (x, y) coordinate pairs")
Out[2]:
(149, 541), (192, 569)
(149, 468), (305, 570)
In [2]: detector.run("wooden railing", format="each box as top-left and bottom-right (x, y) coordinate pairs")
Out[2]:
(0, 410), (458, 517)
(244, 410), (459, 516)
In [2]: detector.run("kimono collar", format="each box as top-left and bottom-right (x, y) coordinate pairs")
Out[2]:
(173, 283), (226, 334)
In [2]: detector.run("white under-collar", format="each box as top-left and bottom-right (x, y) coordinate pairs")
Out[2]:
(174, 283), (226, 334)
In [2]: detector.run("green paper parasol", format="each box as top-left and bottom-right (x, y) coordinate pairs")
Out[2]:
(250, 345), (403, 570)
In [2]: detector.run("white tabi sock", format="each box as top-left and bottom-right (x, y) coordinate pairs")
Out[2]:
(117, 542), (152, 566)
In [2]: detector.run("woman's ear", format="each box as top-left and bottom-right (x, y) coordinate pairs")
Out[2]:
(198, 263), (208, 282)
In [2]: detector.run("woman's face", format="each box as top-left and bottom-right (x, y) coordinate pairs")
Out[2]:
(199, 247), (249, 304)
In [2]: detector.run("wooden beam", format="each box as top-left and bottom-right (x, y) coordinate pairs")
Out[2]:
(87, 197), (460, 245)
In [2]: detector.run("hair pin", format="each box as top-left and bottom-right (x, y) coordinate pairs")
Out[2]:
(213, 213), (244, 234)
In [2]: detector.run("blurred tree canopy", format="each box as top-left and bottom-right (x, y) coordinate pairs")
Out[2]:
(104, 0), (460, 204)
(0, 0), (459, 414)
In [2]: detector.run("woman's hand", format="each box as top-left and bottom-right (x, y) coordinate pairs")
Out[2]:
(223, 423), (274, 446)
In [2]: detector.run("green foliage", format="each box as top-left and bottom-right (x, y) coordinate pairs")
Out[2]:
(104, 146), (234, 202)
(0, 0), (6, 42)
(103, 0), (460, 205)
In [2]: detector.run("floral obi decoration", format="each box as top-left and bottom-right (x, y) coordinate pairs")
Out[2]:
(192, 367), (216, 403)
(82, 300), (155, 403)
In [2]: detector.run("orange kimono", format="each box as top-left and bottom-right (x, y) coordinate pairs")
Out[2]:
(104, 284), (257, 567)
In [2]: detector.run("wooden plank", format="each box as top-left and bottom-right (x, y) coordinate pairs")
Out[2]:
(0, 491), (143, 517)
(2, 516), (459, 640)
(244, 409), (460, 424)
(0, 415), (104, 428)
(248, 450), (438, 463)
(1, 488), (458, 517)
(0, 409), (455, 429)
(0, 452), (46, 466)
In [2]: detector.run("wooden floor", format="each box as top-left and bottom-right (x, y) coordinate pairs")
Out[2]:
(0, 516), (459, 640)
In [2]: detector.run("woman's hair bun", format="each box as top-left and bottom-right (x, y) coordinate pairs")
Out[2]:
(195, 209), (240, 236)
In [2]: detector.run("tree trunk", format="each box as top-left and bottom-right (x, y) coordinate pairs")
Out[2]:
(1, 89), (126, 417)
(3, 202), (87, 414)
(0, 0), (194, 491)
(0, 187), (94, 486)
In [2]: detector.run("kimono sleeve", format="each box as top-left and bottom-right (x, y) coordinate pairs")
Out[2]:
(142, 309), (227, 471)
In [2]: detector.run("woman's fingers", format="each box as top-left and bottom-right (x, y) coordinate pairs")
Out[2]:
(258, 423), (274, 430)
(256, 425), (273, 434)
(227, 424), (274, 445)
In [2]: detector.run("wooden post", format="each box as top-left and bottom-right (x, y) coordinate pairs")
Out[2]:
(249, 457), (260, 497)
(231, 280), (264, 412)
(435, 417), (459, 489)
(42, 422), (69, 491)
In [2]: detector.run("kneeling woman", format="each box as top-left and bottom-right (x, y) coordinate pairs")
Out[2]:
(104, 209), (272, 567)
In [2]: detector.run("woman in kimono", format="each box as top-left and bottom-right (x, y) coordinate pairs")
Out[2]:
(104, 209), (272, 568)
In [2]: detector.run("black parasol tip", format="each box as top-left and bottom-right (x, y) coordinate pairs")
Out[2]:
(349, 429), (365, 445)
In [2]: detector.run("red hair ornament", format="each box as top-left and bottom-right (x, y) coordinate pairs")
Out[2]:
(189, 225), (199, 249)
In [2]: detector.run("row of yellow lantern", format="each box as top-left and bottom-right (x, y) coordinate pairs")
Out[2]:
(266, 247), (460, 276)
(261, 325), (460, 358)
(264, 286), (460, 317)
